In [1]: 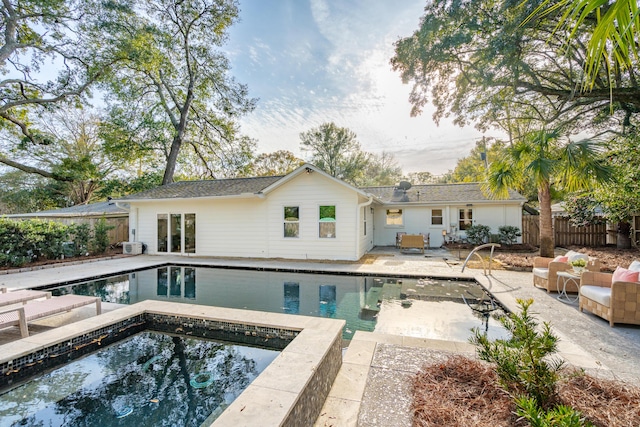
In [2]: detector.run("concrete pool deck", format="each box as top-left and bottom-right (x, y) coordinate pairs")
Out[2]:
(1, 248), (639, 426)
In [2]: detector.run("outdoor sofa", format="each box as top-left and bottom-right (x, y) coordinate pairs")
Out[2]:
(579, 261), (640, 326)
(400, 234), (425, 254)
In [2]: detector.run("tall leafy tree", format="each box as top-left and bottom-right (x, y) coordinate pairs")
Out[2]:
(0, 109), (121, 206)
(593, 133), (640, 247)
(531, 0), (640, 91)
(99, 0), (256, 184)
(390, 0), (640, 136)
(359, 151), (403, 186)
(250, 150), (304, 177)
(0, 0), (122, 176)
(485, 129), (611, 257)
(0, 171), (64, 213)
(299, 122), (370, 185)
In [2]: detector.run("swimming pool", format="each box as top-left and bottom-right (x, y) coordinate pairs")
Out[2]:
(46, 265), (509, 341)
(0, 331), (280, 426)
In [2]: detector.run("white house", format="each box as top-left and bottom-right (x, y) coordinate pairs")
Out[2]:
(116, 164), (526, 261)
(363, 182), (526, 247)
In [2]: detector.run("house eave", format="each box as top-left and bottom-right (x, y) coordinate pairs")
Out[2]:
(119, 193), (263, 204)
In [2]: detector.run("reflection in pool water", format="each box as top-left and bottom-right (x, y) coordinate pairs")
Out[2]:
(0, 331), (279, 427)
(49, 266), (509, 341)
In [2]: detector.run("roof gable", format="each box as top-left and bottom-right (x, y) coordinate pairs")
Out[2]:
(260, 163), (372, 199)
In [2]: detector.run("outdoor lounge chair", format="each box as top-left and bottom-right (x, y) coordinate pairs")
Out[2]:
(395, 232), (406, 248)
(0, 288), (52, 307)
(579, 262), (640, 326)
(0, 294), (102, 338)
(532, 250), (600, 293)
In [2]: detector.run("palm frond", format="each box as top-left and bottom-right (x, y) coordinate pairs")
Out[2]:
(483, 160), (516, 199)
(525, 0), (639, 90)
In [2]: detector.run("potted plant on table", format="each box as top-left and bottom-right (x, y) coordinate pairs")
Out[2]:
(570, 258), (587, 274)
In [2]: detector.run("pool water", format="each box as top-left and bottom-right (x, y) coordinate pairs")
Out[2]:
(0, 331), (279, 427)
(48, 266), (509, 341)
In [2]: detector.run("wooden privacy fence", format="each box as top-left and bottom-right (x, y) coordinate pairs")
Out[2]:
(36, 216), (128, 246)
(522, 216), (607, 247)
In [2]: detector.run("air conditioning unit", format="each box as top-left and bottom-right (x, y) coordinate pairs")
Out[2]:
(123, 242), (143, 255)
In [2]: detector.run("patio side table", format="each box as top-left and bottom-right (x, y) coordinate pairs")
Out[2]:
(556, 271), (581, 304)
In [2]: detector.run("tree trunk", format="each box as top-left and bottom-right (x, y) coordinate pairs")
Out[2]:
(162, 134), (183, 185)
(538, 183), (555, 257)
(617, 221), (632, 249)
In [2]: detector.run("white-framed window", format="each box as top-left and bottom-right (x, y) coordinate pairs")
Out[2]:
(319, 205), (336, 238)
(386, 208), (403, 226)
(284, 206), (300, 238)
(459, 208), (473, 230)
(431, 209), (443, 225)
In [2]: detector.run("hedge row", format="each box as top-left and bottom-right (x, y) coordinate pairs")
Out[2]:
(0, 217), (112, 267)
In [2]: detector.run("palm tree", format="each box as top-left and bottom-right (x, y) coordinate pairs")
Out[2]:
(484, 129), (612, 257)
(530, 0), (639, 90)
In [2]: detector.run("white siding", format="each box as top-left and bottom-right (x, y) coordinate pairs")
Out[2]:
(265, 172), (361, 260)
(132, 198), (268, 258)
(372, 202), (523, 246)
(358, 204), (375, 259)
(449, 203), (523, 241)
(130, 172), (365, 261)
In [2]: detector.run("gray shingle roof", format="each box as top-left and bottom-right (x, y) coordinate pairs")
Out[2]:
(361, 183), (526, 204)
(6, 201), (128, 217)
(117, 176), (284, 201)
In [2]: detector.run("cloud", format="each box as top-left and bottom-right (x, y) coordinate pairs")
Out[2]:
(229, 0), (487, 175)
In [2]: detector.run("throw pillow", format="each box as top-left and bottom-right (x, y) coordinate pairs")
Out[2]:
(628, 260), (640, 272)
(612, 266), (640, 283)
(553, 256), (568, 263)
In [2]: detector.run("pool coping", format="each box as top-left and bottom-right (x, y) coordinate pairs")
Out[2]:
(0, 300), (345, 427)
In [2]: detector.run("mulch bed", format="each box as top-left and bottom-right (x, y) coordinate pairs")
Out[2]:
(413, 355), (640, 427)
(493, 246), (640, 272)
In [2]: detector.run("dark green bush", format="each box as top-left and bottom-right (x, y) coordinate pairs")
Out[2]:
(72, 223), (91, 256)
(498, 226), (522, 245)
(91, 217), (114, 254)
(465, 224), (491, 245)
(0, 218), (110, 267)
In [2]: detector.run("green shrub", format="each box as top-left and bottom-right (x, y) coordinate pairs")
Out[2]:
(465, 224), (491, 245)
(72, 223), (91, 256)
(515, 396), (592, 427)
(29, 220), (69, 260)
(91, 217), (114, 254)
(498, 226), (522, 245)
(470, 299), (564, 407)
(0, 218), (74, 266)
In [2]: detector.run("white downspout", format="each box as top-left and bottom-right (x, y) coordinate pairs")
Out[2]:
(115, 202), (134, 242)
(356, 196), (374, 260)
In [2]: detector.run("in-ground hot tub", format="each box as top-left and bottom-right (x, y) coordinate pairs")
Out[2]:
(0, 300), (344, 426)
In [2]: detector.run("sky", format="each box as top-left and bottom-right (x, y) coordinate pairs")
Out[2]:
(224, 0), (487, 176)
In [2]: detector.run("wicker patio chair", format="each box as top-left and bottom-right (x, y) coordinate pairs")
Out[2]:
(579, 270), (640, 327)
